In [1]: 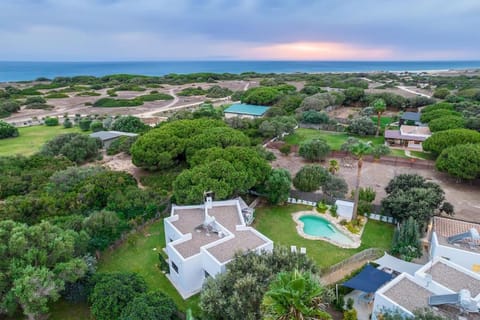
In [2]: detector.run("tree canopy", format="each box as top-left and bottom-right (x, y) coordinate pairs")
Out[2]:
(428, 115), (465, 132)
(423, 128), (480, 156)
(436, 143), (480, 180)
(40, 133), (101, 164)
(298, 139), (331, 161)
(263, 168), (292, 204)
(0, 120), (19, 139)
(293, 165), (330, 192)
(111, 115), (150, 133)
(200, 247), (317, 320)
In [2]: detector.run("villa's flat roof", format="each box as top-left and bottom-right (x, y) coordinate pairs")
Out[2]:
(207, 230), (266, 263)
(384, 130), (428, 141)
(90, 130), (138, 141)
(224, 103), (270, 116)
(400, 125), (431, 136)
(426, 261), (480, 296)
(383, 277), (431, 312)
(170, 203), (268, 260)
(433, 216), (480, 253)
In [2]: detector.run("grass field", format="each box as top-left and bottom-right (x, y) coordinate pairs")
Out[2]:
(0, 125), (82, 156)
(370, 116), (394, 128)
(284, 128), (385, 150)
(49, 219), (200, 320)
(253, 204), (394, 270)
(410, 150), (436, 160)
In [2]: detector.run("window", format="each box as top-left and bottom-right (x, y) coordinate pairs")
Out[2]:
(171, 261), (179, 273)
(204, 270), (211, 279)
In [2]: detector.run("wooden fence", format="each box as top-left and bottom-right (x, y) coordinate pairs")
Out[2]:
(321, 247), (384, 275)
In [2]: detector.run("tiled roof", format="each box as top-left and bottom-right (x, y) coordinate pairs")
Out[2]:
(383, 277), (431, 312)
(426, 261), (480, 296)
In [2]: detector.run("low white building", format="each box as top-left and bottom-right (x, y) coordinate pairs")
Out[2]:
(372, 257), (480, 320)
(164, 197), (273, 298)
(335, 200), (354, 221)
(430, 216), (480, 272)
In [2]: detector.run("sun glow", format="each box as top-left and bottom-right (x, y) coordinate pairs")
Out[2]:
(247, 41), (392, 60)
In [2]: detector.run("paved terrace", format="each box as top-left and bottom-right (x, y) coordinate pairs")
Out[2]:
(426, 261), (480, 296)
(434, 216), (480, 253)
(207, 230), (266, 263)
(171, 204), (267, 260)
(383, 277), (431, 312)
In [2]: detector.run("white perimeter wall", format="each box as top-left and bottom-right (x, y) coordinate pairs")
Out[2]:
(431, 232), (480, 271)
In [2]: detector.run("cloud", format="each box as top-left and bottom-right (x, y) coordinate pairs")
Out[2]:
(0, 0), (478, 60)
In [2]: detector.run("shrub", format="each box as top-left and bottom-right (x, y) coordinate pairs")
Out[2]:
(41, 133), (101, 164)
(45, 92), (69, 99)
(0, 120), (19, 139)
(93, 97), (144, 107)
(433, 88), (450, 99)
(298, 139), (331, 161)
(317, 201), (328, 213)
(44, 117), (59, 126)
(79, 118), (92, 131)
(111, 116), (149, 133)
(293, 165), (330, 192)
(63, 118), (73, 128)
(279, 144), (291, 155)
(25, 96), (46, 104)
(346, 298), (354, 310)
(90, 120), (104, 132)
(391, 217), (422, 261)
(330, 204), (338, 217)
(348, 116), (376, 136)
(428, 115), (465, 132)
(107, 136), (137, 156)
(343, 309), (358, 320)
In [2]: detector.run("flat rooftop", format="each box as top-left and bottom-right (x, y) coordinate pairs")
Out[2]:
(400, 125), (431, 136)
(433, 216), (480, 253)
(170, 203), (268, 260)
(224, 103), (270, 116)
(383, 277), (431, 312)
(426, 261), (480, 296)
(384, 130), (428, 141)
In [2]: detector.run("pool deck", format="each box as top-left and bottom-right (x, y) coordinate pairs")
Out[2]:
(292, 210), (363, 248)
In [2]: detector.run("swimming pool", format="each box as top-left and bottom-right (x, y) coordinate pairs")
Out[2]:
(299, 215), (355, 246)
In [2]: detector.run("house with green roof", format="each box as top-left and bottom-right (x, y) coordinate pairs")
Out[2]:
(224, 103), (270, 119)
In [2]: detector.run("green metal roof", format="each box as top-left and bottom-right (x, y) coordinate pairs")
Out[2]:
(224, 103), (270, 116)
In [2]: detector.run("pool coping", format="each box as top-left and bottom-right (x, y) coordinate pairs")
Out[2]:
(292, 210), (363, 249)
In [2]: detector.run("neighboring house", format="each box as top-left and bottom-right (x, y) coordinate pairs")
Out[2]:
(164, 197), (273, 298)
(224, 103), (270, 119)
(399, 112), (422, 126)
(384, 125), (431, 150)
(372, 257), (480, 319)
(430, 216), (480, 272)
(89, 130), (138, 148)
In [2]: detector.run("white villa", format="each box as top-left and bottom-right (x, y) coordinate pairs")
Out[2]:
(384, 125), (431, 150)
(164, 197), (273, 298)
(429, 216), (480, 272)
(372, 257), (480, 320)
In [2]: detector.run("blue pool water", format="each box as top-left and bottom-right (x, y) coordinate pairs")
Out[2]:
(299, 215), (354, 246)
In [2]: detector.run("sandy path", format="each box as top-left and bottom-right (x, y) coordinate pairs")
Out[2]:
(137, 88), (179, 118)
(396, 86), (432, 98)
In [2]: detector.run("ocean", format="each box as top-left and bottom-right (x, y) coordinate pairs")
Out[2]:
(1, 60), (480, 82)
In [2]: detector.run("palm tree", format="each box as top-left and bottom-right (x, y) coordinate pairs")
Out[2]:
(261, 269), (332, 320)
(373, 98), (386, 137)
(342, 139), (373, 220)
(328, 159), (339, 175)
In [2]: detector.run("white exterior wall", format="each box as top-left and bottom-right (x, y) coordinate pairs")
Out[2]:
(371, 293), (413, 320)
(224, 112), (256, 119)
(335, 200), (354, 221)
(430, 232), (480, 271)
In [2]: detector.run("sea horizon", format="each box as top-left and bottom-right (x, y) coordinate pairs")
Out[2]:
(1, 60), (480, 82)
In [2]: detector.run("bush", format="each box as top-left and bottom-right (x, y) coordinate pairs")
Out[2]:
(391, 217), (422, 261)
(111, 116), (149, 133)
(298, 139), (331, 161)
(41, 133), (101, 164)
(343, 309), (358, 320)
(63, 118), (73, 128)
(428, 115), (465, 132)
(107, 136), (137, 156)
(348, 116), (376, 136)
(279, 144), (291, 155)
(0, 120), (19, 139)
(322, 175), (349, 200)
(45, 92), (69, 99)
(90, 120), (104, 132)
(93, 97), (144, 107)
(433, 88), (450, 99)
(79, 118), (92, 131)
(25, 96), (46, 104)
(317, 201), (328, 213)
(301, 110), (330, 124)
(293, 165), (330, 192)
(44, 117), (59, 126)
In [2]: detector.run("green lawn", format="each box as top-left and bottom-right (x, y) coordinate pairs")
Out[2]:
(370, 116), (393, 128)
(0, 125), (82, 156)
(50, 219), (200, 320)
(253, 204), (394, 270)
(284, 128), (384, 150)
(410, 150), (436, 160)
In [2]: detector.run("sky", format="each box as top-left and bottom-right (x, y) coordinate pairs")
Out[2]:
(0, 0), (479, 61)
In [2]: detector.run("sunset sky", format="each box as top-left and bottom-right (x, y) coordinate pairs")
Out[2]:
(0, 0), (479, 61)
